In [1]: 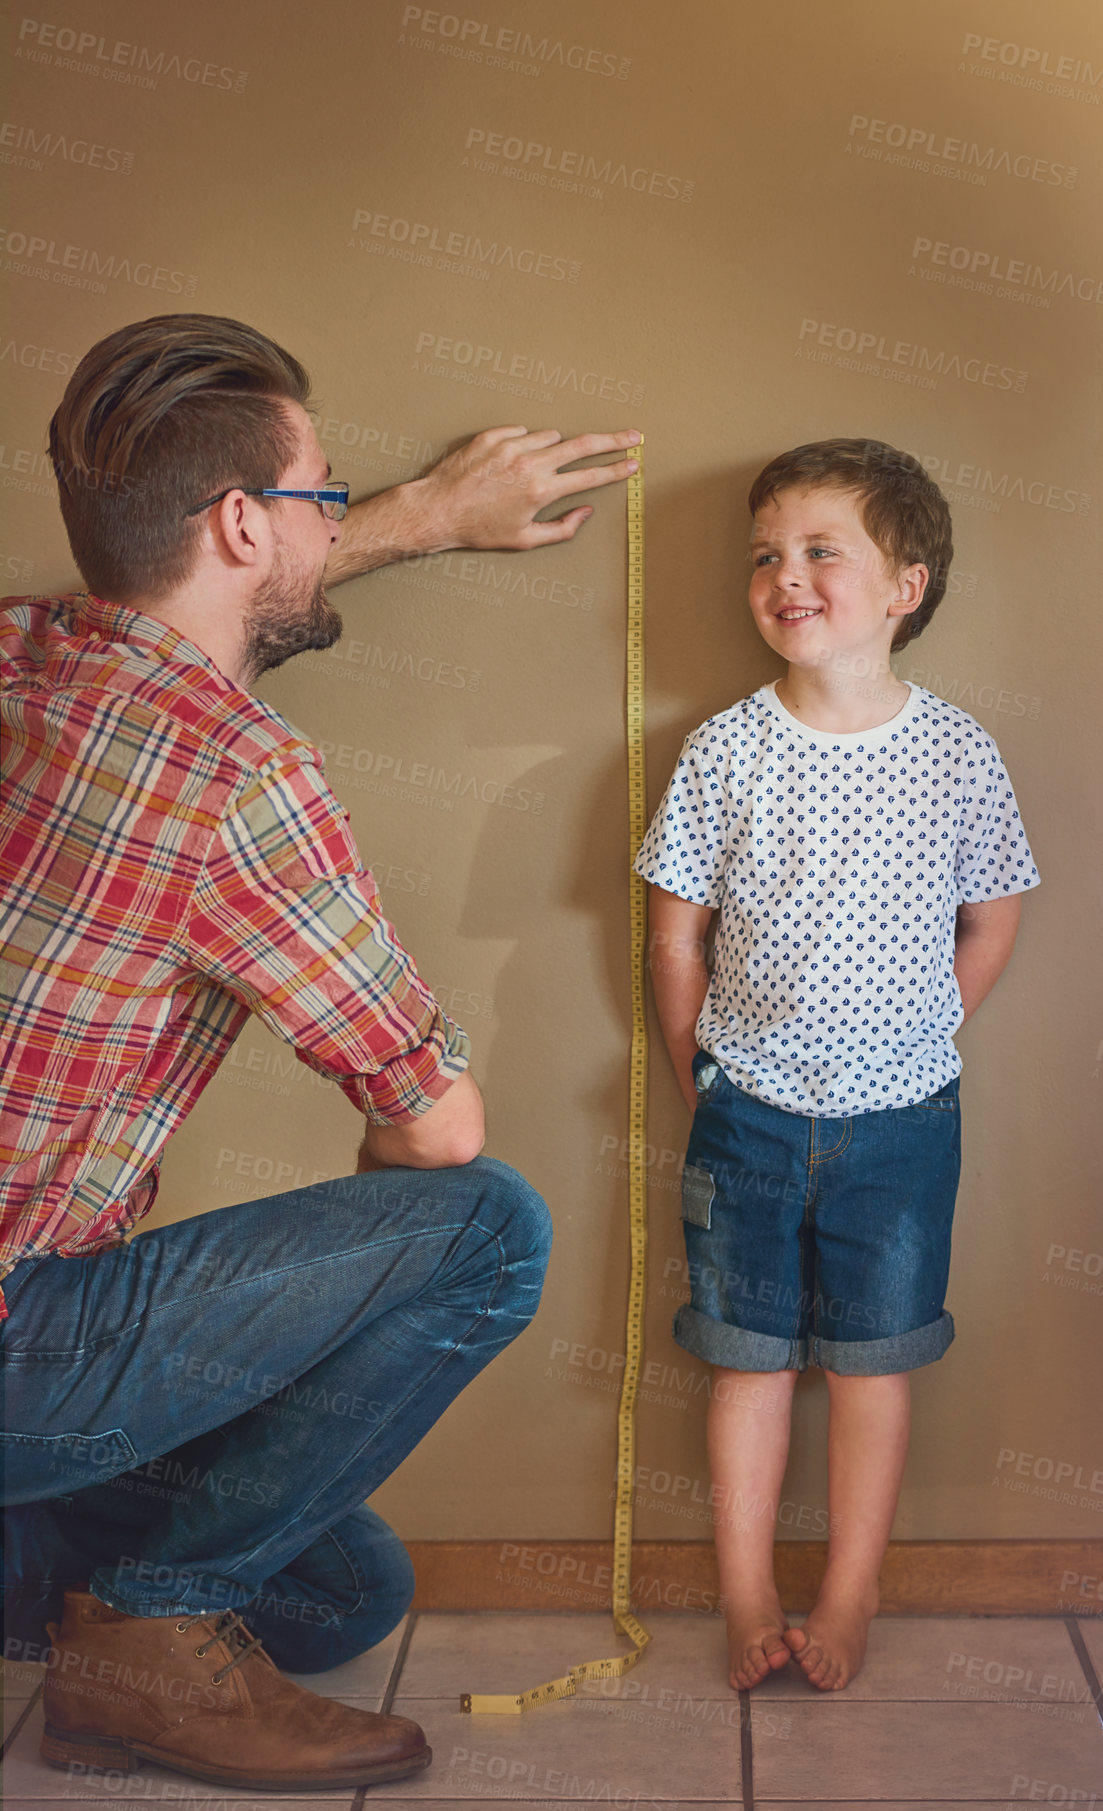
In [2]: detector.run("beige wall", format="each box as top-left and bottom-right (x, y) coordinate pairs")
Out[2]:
(3, 0), (1100, 1549)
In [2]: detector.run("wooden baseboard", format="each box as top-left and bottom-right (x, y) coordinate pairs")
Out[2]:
(407, 1540), (1103, 1617)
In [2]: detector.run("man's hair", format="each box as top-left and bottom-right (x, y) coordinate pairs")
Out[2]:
(747, 438), (954, 652)
(48, 314), (312, 601)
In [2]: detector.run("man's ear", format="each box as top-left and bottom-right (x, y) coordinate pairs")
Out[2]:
(212, 490), (268, 570)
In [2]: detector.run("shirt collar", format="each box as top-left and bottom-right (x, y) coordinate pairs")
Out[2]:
(75, 593), (235, 691)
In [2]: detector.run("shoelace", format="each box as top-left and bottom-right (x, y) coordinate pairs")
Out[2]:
(174, 1609), (266, 1684)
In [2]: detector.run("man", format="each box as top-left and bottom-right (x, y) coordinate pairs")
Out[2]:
(0, 314), (640, 1790)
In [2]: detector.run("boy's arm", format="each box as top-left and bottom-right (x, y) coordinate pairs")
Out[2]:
(953, 894), (1024, 1020)
(647, 886), (716, 1113)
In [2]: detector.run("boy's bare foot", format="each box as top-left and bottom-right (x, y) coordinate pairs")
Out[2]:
(726, 1597), (793, 1690)
(782, 1590), (877, 1691)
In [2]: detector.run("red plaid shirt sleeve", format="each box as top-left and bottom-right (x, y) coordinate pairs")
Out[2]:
(186, 754), (469, 1123)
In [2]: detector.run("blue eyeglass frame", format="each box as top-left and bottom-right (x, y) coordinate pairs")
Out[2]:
(184, 483), (349, 521)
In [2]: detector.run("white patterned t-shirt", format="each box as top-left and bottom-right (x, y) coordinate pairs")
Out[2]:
(633, 682), (1040, 1116)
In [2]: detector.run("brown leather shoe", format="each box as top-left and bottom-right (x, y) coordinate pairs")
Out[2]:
(41, 1588), (430, 1791)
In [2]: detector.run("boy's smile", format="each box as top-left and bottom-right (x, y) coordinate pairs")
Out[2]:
(747, 487), (926, 692)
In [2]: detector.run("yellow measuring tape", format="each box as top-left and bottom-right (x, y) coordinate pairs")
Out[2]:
(460, 438), (650, 1714)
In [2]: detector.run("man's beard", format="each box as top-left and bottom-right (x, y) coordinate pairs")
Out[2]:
(241, 547), (343, 684)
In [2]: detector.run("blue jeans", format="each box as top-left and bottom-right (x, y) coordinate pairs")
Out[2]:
(0, 1157), (550, 1671)
(674, 1052), (960, 1375)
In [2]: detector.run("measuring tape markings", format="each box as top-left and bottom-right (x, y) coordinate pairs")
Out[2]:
(461, 439), (650, 1714)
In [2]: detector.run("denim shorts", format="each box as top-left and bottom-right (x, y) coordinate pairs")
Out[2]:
(673, 1052), (962, 1376)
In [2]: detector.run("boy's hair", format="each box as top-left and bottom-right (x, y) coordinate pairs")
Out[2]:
(48, 313), (312, 602)
(747, 438), (954, 652)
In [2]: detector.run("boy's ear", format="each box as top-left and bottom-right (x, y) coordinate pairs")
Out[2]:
(889, 561), (928, 616)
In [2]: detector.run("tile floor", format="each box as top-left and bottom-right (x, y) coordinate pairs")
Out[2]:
(2, 1609), (1102, 1808)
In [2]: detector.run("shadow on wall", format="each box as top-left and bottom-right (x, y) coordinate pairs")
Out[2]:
(447, 465), (773, 1281)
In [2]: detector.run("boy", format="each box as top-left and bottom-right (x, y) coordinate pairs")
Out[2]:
(633, 439), (1039, 1694)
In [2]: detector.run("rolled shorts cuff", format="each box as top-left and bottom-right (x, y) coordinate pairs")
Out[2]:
(672, 1305), (809, 1373)
(673, 1304), (955, 1376)
(811, 1310), (955, 1375)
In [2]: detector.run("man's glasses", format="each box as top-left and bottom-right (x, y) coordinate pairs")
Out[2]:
(184, 483), (349, 521)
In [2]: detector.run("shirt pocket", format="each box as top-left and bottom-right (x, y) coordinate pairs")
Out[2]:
(682, 1164), (715, 1229)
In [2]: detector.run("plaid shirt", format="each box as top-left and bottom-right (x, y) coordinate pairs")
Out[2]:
(0, 593), (470, 1318)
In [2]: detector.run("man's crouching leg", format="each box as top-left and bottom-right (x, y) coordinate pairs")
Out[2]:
(237, 1157), (551, 1676)
(37, 1161), (552, 1786)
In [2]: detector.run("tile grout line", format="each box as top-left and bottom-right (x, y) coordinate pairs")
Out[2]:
(0, 1681), (43, 1762)
(1065, 1617), (1103, 1728)
(350, 1613), (419, 1811)
(380, 1610), (418, 1716)
(738, 1686), (754, 1809)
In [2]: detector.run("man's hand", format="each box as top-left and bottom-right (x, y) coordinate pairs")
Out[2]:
(326, 426), (641, 584)
(355, 1068), (486, 1172)
(408, 425), (642, 552)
